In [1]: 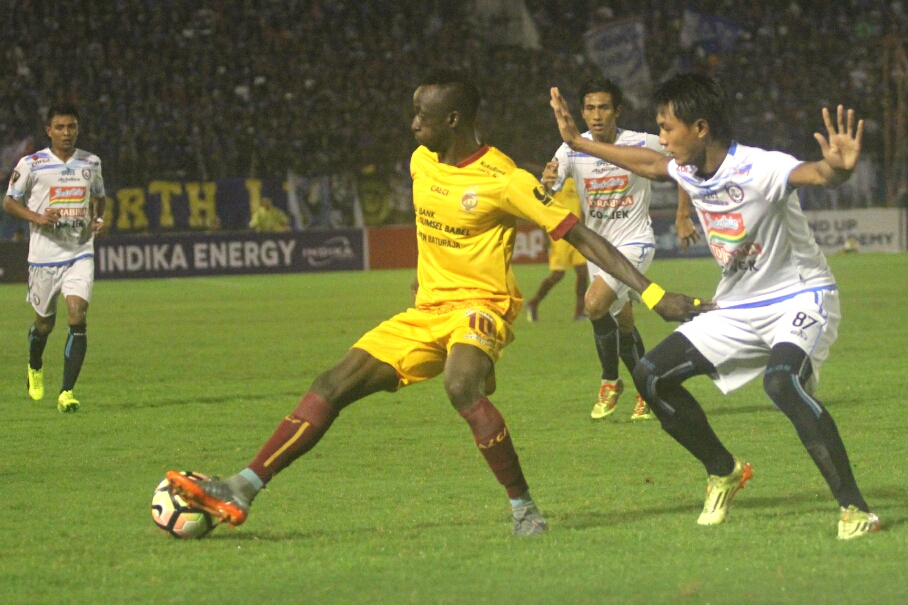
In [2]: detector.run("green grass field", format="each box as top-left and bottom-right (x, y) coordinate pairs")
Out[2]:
(2, 254), (907, 605)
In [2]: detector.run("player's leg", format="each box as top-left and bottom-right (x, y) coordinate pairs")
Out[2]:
(57, 295), (89, 412)
(572, 262), (589, 320)
(615, 302), (652, 420)
(27, 312), (55, 401)
(25, 265), (62, 402)
(445, 342), (546, 535)
(526, 270), (565, 322)
(585, 274), (622, 419)
(763, 292), (878, 538)
(56, 258), (95, 412)
(633, 332), (752, 524)
(763, 343), (871, 511)
(168, 348), (400, 526)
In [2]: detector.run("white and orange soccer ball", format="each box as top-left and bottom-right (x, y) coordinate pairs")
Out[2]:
(151, 471), (216, 539)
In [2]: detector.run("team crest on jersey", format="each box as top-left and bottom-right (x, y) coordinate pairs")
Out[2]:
(49, 186), (87, 205)
(532, 185), (554, 206)
(461, 189), (478, 211)
(725, 183), (744, 202)
(82, 168), (92, 179)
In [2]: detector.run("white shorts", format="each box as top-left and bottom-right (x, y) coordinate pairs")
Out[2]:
(676, 288), (840, 394)
(587, 243), (655, 316)
(27, 256), (95, 317)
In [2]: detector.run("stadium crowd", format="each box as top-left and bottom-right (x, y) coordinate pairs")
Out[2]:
(1, 0), (904, 202)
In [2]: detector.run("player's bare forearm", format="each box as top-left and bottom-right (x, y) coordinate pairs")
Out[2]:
(3, 195), (56, 225)
(91, 196), (107, 220)
(675, 189), (700, 250)
(569, 138), (672, 182)
(564, 223), (714, 322)
(564, 223), (650, 293)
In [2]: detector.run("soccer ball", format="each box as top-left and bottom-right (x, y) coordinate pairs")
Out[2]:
(151, 471), (216, 539)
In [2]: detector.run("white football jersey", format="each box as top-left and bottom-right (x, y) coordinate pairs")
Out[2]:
(552, 129), (662, 246)
(668, 142), (835, 306)
(6, 148), (105, 265)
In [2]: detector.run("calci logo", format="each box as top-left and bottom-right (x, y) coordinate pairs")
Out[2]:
(532, 185), (554, 206)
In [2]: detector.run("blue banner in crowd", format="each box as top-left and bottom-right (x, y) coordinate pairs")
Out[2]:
(94, 229), (365, 279)
(584, 19), (652, 108)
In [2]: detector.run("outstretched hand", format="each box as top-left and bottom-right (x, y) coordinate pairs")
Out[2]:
(676, 216), (700, 252)
(550, 88), (582, 148)
(653, 293), (715, 323)
(814, 105), (863, 172)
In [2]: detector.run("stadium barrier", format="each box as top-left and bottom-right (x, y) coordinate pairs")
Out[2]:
(1, 208), (904, 283)
(94, 229), (364, 279)
(805, 208), (906, 254)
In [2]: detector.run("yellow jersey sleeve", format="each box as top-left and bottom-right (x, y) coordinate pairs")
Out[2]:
(498, 167), (577, 241)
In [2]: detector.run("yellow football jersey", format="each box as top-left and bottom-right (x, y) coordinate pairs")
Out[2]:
(554, 177), (583, 220)
(410, 144), (578, 322)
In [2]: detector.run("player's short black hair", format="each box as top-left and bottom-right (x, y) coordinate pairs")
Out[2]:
(418, 69), (481, 121)
(45, 102), (80, 126)
(578, 78), (624, 110)
(653, 73), (732, 144)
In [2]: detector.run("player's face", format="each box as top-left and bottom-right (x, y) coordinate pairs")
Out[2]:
(411, 86), (453, 153)
(46, 115), (79, 154)
(581, 92), (620, 142)
(657, 104), (705, 167)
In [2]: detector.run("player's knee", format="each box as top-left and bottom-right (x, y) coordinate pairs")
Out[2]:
(549, 271), (565, 284)
(35, 315), (56, 334)
(444, 373), (483, 409)
(631, 356), (658, 402)
(762, 368), (794, 405)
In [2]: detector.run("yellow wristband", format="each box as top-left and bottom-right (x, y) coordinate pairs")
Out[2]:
(641, 283), (666, 309)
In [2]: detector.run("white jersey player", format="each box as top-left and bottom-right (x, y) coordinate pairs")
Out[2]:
(549, 72), (879, 540)
(2, 103), (107, 413)
(541, 79), (664, 422)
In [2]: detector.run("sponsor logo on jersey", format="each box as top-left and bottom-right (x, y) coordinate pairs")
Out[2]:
(734, 163), (753, 176)
(461, 190), (478, 211)
(479, 160), (506, 177)
(585, 175), (629, 195)
(49, 186), (87, 205)
(57, 207), (87, 218)
(703, 212), (746, 245)
(61, 167), (75, 176)
(532, 185), (554, 206)
(725, 183), (744, 202)
(28, 155), (51, 166)
(588, 195), (634, 210)
(430, 185), (449, 196)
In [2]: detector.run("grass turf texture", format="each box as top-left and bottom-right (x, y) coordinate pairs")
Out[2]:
(1, 253), (906, 605)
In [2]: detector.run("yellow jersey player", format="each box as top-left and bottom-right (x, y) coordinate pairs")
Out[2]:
(166, 70), (708, 537)
(525, 177), (589, 322)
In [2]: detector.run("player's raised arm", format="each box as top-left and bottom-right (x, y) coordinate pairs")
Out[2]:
(563, 221), (712, 322)
(675, 188), (700, 251)
(788, 105), (864, 188)
(550, 87), (673, 182)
